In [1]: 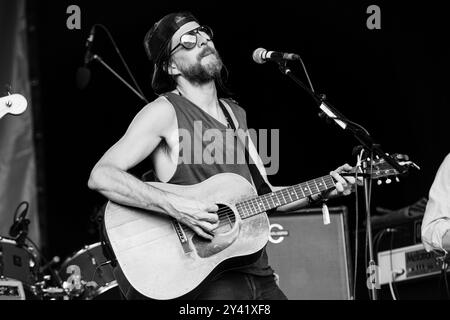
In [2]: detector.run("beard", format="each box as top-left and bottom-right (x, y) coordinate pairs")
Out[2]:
(177, 47), (223, 85)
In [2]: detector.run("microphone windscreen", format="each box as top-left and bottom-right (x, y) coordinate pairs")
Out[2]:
(252, 48), (266, 64)
(76, 66), (91, 89)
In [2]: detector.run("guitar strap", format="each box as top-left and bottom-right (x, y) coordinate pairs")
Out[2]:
(219, 99), (272, 196)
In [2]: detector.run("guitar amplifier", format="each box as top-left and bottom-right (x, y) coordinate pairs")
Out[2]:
(377, 243), (450, 299)
(377, 243), (444, 285)
(266, 206), (352, 300)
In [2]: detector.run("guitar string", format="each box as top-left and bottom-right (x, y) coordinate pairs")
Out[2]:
(184, 164), (391, 225)
(213, 186), (334, 221)
(181, 187), (328, 234)
(212, 164), (393, 221)
(179, 177), (337, 234)
(213, 176), (335, 219)
(177, 176), (337, 230)
(180, 164), (396, 234)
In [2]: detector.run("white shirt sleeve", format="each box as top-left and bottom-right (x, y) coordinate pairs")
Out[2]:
(421, 153), (450, 253)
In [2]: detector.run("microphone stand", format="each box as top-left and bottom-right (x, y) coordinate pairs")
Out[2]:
(276, 60), (407, 300)
(90, 54), (149, 104)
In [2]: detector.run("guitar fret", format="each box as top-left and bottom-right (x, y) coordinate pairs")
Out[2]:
(274, 192), (281, 207)
(255, 198), (264, 212)
(311, 179), (320, 194)
(242, 201), (250, 218)
(238, 174), (338, 220)
(263, 198), (268, 211)
(292, 185), (301, 199)
(324, 175), (335, 189)
(281, 190), (289, 203)
(238, 202), (244, 218)
(262, 195), (270, 211)
(268, 193), (276, 208)
(301, 182), (312, 197)
(284, 188), (293, 202)
(318, 177), (328, 192)
(246, 201), (252, 217)
(312, 179), (320, 193)
(249, 199), (256, 216)
(294, 184), (305, 198)
(252, 198), (260, 214)
(288, 187), (299, 201)
(237, 203), (246, 219)
(248, 200), (256, 216)
(277, 190), (286, 206)
(261, 197), (268, 211)
(315, 178), (325, 192)
(237, 203), (243, 218)
(253, 199), (259, 213)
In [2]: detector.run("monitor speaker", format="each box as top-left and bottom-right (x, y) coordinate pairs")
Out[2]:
(266, 206), (352, 300)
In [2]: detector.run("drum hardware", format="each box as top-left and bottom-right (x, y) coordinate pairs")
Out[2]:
(0, 238), (123, 299)
(0, 202), (69, 300)
(0, 236), (40, 299)
(41, 287), (69, 300)
(0, 278), (26, 300)
(9, 201), (30, 247)
(58, 242), (121, 300)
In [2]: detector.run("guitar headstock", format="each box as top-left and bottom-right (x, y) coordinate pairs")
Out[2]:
(359, 153), (420, 185)
(0, 94), (28, 119)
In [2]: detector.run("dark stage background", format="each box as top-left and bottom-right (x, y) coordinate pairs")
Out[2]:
(28, 1), (450, 299)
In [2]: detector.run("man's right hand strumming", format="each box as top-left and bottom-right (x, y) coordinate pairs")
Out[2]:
(164, 194), (220, 240)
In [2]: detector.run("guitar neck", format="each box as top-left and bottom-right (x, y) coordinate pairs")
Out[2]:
(237, 175), (336, 219)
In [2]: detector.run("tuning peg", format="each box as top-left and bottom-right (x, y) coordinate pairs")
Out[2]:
(377, 180), (382, 186)
(386, 178), (392, 184)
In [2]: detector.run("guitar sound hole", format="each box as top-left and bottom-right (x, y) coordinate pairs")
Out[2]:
(215, 204), (236, 234)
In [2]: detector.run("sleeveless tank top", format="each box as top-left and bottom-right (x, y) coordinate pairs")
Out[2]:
(160, 92), (273, 276)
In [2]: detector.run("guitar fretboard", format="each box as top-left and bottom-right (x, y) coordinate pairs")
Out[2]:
(236, 175), (336, 219)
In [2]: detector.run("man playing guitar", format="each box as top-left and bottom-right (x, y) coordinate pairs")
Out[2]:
(87, 12), (356, 300)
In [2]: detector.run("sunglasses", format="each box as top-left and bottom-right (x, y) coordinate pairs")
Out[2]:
(170, 25), (214, 55)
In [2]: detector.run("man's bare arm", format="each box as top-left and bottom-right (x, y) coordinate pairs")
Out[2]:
(87, 98), (219, 239)
(88, 98), (173, 211)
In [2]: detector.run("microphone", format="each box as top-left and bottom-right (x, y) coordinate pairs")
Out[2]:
(84, 25), (96, 64)
(76, 26), (96, 89)
(252, 47), (300, 64)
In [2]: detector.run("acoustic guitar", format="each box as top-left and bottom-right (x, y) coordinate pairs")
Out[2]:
(104, 154), (416, 299)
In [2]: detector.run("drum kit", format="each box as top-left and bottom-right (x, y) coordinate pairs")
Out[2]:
(1, 93), (123, 300)
(0, 237), (122, 300)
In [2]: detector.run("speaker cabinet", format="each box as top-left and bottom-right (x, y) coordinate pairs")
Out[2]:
(266, 206), (352, 300)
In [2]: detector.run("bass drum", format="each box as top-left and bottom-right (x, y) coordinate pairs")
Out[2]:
(59, 242), (122, 300)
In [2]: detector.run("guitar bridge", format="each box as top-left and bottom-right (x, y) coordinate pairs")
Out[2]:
(172, 220), (192, 254)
